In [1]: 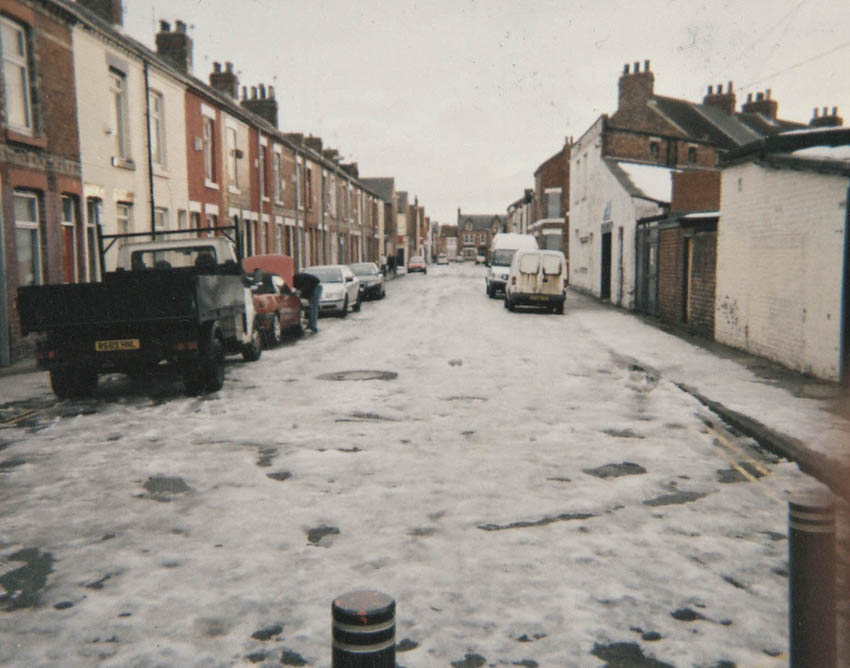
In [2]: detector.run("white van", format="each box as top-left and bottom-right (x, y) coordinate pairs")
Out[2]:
(504, 249), (567, 314)
(486, 233), (538, 298)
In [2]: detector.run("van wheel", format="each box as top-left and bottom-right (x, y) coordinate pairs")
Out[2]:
(554, 302), (565, 315)
(185, 328), (225, 394)
(506, 296), (516, 312)
(487, 284), (496, 299)
(340, 296), (349, 318)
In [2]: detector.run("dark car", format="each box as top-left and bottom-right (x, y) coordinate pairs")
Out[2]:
(349, 262), (386, 300)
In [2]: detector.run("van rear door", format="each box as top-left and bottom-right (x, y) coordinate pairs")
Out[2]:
(540, 254), (563, 296)
(517, 253), (541, 294)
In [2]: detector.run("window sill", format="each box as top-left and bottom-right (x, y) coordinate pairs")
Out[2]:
(6, 129), (46, 148)
(153, 165), (169, 178)
(228, 185), (241, 195)
(262, 196), (270, 203)
(112, 156), (136, 170)
(205, 179), (219, 190)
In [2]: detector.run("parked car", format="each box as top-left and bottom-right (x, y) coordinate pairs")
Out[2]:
(307, 264), (360, 316)
(349, 262), (386, 300)
(504, 249), (567, 314)
(437, 254), (449, 265)
(408, 256), (427, 273)
(242, 255), (304, 347)
(486, 233), (539, 298)
(475, 254), (486, 264)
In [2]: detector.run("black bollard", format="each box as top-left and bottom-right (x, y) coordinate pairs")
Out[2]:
(332, 590), (395, 667)
(789, 489), (836, 667)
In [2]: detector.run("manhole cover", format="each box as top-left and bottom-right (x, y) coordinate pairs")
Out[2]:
(316, 370), (398, 381)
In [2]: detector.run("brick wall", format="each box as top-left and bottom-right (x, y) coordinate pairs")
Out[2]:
(604, 130), (717, 169)
(658, 225), (683, 324)
(687, 230), (716, 337)
(671, 170), (721, 212)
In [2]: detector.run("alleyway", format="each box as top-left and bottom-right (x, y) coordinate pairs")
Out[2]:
(0, 264), (847, 666)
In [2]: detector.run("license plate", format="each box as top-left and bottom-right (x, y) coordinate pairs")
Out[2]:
(529, 295), (547, 301)
(95, 338), (140, 352)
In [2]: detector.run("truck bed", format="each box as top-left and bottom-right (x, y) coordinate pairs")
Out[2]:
(18, 268), (244, 335)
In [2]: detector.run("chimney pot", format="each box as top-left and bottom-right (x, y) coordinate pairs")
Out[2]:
(756, 92), (764, 101)
(251, 86), (257, 99)
(175, 19), (186, 33)
(159, 20), (170, 32)
(644, 59), (650, 71)
(813, 107), (819, 117)
(833, 106), (838, 116)
(213, 61), (221, 73)
(268, 85), (275, 99)
(823, 106), (828, 116)
(727, 81), (733, 93)
(225, 61), (233, 73)
(241, 86), (247, 99)
(259, 83), (266, 99)
(623, 64), (629, 75)
(717, 82), (722, 92)
(707, 85), (713, 95)
(633, 61), (639, 73)
(747, 93), (753, 102)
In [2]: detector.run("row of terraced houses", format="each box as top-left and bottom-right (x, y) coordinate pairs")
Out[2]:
(0, 0), (435, 365)
(507, 60), (850, 384)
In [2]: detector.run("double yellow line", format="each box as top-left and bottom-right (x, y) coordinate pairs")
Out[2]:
(0, 407), (46, 428)
(704, 416), (783, 503)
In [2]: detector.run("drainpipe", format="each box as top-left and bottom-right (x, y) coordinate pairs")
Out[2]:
(294, 153), (302, 270)
(321, 169), (327, 264)
(257, 129), (263, 256)
(840, 180), (850, 385)
(0, 178), (9, 366)
(143, 61), (156, 239)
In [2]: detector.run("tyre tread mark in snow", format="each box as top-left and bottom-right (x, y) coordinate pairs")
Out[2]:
(478, 512), (595, 531)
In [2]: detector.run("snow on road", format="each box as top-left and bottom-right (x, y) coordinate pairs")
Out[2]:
(0, 264), (838, 666)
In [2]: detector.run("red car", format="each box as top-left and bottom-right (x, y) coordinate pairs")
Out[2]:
(242, 254), (304, 346)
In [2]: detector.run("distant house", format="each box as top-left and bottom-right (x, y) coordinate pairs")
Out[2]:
(506, 189), (533, 235)
(716, 125), (850, 382)
(456, 209), (505, 260)
(570, 59), (805, 310)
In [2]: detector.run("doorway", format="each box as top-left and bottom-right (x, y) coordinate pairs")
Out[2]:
(601, 231), (612, 300)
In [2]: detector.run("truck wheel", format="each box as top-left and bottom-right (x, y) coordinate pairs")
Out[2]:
(51, 366), (97, 399)
(184, 332), (225, 395)
(242, 325), (262, 362)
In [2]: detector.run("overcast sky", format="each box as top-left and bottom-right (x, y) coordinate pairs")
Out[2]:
(124, 0), (850, 225)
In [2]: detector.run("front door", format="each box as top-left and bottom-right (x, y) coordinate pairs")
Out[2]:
(601, 232), (612, 300)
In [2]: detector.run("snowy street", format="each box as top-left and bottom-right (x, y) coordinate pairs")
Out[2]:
(0, 263), (846, 666)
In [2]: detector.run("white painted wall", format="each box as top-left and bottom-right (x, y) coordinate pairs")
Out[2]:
(73, 27), (188, 271)
(716, 162), (848, 381)
(569, 118), (662, 308)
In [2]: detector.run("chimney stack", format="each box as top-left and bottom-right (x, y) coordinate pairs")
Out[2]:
(241, 84), (279, 127)
(702, 80), (736, 115)
(809, 105), (843, 128)
(305, 135), (323, 154)
(209, 60), (238, 98)
(617, 59), (655, 113)
(78, 0), (123, 27)
(155, 18), (193, 73)
(742, 89), (778, 119)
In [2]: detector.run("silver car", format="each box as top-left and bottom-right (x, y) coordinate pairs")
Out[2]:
(307, 264), (361, 316)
